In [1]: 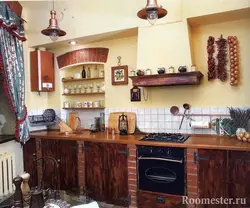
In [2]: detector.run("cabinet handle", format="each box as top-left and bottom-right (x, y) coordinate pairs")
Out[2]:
(155, 196), (166, 204)
(32, 153), (37, 162)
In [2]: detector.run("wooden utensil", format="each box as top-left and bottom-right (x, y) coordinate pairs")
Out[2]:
(108, 112), (136, 134)
(58, 120), (73, 133)
(68, 112), (79, 131)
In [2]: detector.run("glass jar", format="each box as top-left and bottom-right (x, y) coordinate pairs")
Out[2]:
(130, 69), (136, 76)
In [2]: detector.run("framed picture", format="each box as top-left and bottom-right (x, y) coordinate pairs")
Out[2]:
(111, 65), (128, 85)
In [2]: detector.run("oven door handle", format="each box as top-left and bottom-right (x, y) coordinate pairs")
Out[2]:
(138, 156), (183, 163)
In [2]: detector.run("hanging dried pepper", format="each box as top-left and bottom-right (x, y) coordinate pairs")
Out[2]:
(207, 36), (216, 80)
(215, 35), (228, 81)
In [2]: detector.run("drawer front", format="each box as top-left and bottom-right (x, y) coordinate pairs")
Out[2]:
(137, 190), (184, 208)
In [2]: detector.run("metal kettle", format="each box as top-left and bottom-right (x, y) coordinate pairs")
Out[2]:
(30, 187), (49, 208)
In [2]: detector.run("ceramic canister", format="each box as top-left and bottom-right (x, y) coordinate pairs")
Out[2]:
(94, 101), (100, 107)
(83, 101), (88, 107)
(88, 101), (93, 107)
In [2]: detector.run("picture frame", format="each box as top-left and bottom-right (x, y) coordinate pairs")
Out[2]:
(111, 65), (128, 85)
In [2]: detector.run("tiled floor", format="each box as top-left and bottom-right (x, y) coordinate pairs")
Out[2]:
(61, 192), (126, 208)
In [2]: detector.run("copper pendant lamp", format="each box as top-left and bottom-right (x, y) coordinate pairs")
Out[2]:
(137, 0), (167, 25)
(41, 0), (66, 42)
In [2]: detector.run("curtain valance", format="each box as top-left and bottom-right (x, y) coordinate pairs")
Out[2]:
(0, 2), (26, 41)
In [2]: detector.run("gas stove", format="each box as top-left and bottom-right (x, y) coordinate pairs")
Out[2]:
(140, 133), (189, 143)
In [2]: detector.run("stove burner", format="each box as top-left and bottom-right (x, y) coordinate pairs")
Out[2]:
(140, 133), (189, 143)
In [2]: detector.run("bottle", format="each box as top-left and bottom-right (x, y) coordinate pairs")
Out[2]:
(87, 67), (91, 78)
(82, 66), (86, 78)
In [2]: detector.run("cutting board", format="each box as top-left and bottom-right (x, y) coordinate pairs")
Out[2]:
(108, 112), (136, 134)
(68, 112), (79, 131)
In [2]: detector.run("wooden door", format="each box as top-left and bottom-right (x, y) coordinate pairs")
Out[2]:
(228, 151), (250, 207)
(137, 190), (184, 208)
(23, 138), (37, 187)
(58, 140), (78, 193)
(41, 139), (59, 189)
(85, 142), (105, 202)
(104, 143), (129, 206)
(198, 149), (227, 208)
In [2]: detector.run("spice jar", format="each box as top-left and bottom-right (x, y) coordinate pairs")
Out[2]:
(146, 68), (152, 75)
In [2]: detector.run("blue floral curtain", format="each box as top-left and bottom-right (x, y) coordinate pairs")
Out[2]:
(0, 2), (29, 143)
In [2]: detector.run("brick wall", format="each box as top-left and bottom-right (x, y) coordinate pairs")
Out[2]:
(128, 144), (137, 208)
(186, 148), (199, 208)
(77, 141), (85, 194)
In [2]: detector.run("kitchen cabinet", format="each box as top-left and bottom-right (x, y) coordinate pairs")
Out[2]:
(23, 138), (37, 187)
(137, 190), (183, 208)
(197, 149), (250, 207)
(41, 139), (78, 192)
(85, 142), (129, 206)
(30, 50), (54, 92)
(198, 149), (227, 207)
(228, 151), (250, 207)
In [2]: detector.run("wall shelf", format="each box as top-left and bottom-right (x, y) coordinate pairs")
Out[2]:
(62, 92), (105, 96)
(63, 107), (105, 110)
(129, 71), (204, 87)
(62, 77), (104, 82)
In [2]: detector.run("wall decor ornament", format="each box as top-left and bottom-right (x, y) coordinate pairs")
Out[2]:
(111, 56), (128, 85)
(111, 65), (128, 85)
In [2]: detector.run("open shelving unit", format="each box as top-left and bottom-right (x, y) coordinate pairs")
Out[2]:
(129, 71), (204, 87)
(62, 77), (104, 82)
(62, 92), (105, 96)
(63, 107), (105, 110)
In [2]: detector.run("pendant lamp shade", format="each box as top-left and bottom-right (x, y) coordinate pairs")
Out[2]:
(137, 0), (167, 25)
(41, 1), (66, 42)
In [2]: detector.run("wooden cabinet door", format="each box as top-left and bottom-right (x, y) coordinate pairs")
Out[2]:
(228, 151), (250, 207)
(137, 190), (183, 208)
(41, 139), (59, 189)
(58, 140), (78, 193)
(104, 143), (129, 207)
(40, 51), (54, 92)
(85, 142), (105, 202)
(23, 138), (37, 187)
(198, 149), (227, 208)
(30, 50), (54, 92)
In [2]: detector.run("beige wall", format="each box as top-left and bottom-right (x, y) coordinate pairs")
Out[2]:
(190, 18), (250, 106)
(183, 0), (250, 18)
(23, 2), (250, 111)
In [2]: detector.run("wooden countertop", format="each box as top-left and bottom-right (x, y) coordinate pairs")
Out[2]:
(29, 131), (250, 151)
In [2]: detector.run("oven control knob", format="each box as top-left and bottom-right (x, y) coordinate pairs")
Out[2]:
(166, 149), (172, 156)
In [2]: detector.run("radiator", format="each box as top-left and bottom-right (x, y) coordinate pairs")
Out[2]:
(0, 152), (16, 199)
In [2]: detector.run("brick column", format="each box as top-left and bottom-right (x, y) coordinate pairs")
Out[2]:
(77, 141), (85, 194)
(186, 148), (199, 208)
(128, 144), (137, 208)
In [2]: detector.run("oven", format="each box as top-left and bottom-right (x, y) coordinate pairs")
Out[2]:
(138, 145), (185, 195)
